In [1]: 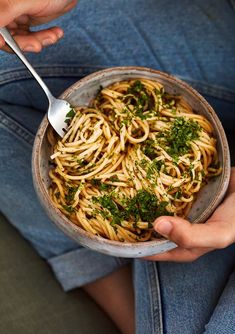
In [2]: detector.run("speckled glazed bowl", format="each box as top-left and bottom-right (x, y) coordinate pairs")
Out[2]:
(32, 67), (231, 258)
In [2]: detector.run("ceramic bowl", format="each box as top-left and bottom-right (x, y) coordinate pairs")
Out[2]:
(32, 67), (231, 257)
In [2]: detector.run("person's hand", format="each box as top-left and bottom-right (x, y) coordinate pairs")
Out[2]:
(0, 0), (77, 53)
(146, 167), (235, 262)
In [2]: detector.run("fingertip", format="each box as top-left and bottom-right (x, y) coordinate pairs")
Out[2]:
(40, 28), (64, 48)
(34, 46), (42, 53)
(154, 220), (173, 236)
(154, 215), (189, 227)
(154, 215), (172, 225)
(33, 41), (42, 53)
(56, 28), (64, 39)
(154, 216), (177, 231)
(49, 27), (64, 40)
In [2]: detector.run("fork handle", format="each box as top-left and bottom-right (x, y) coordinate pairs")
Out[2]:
(0, 27), (55, 104)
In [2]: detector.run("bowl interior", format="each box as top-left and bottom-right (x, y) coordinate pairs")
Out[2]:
(32, 67), (230, 257)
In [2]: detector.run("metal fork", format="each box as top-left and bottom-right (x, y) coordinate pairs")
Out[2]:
(0, 27), (72, 137)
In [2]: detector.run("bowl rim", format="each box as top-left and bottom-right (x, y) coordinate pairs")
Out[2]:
(32, 66), (231, 252)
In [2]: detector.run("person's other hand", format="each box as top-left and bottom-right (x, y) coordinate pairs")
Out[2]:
(145, 167), (235, 262)
(0, 0), (77, 53)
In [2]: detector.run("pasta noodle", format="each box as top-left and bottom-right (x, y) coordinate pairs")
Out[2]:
(48, 79), (222, 242)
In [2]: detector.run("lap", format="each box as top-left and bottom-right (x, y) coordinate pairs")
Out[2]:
(0, 0), (235, 331)
(135, 245), (235, 334)
(0, 99), (130, 290)
(0, 102), (79, 259)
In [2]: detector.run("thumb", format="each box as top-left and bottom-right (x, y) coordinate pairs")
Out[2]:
(154, 216), (233, 249)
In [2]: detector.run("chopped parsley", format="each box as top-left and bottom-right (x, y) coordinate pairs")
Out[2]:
(127, 190), (170, 222)
(77, 159), (88, 167)
(166, 117), (201, 158)
(64, 108), (76, 125)
(91, 179), (112, 191)
(174, 190), (182, 199)
(139, 158), (164, 180)
(92, 190), (171, 226)
(146, 159), (164, 179)
(154, 87), (164, 96)
(92, 195), (125, 225)
(62, 205), (75, 213)
(142, 139), (158, 160)
(122, 80), (155, 120)
(65, 186), (78, 203)
(109, 176), (120, 182)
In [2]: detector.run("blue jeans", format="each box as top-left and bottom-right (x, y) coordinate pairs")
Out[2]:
(0, 1), (235, 333)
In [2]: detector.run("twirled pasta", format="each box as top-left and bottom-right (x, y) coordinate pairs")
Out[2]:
(48, 79), (222, 242)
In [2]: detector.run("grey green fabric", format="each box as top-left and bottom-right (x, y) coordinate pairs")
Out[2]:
(0, 214), (119, 334)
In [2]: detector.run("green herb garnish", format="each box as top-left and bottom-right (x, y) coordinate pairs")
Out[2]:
(62, 205), (75, 213)
(65, 108), (76, 125)
(166, 117), (201, 158)
(92, 190), (171, 226)
(142, 139), (158, 160)
(91, 179), (111, 191)
(65, 186), (78, 203)
(127, 190), (170, 222)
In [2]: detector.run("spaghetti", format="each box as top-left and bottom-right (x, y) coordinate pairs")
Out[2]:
(48, 79), (222, 242)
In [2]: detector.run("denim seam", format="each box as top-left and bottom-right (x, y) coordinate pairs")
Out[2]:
(146, 263), (155, 334)
(147, 262), (164, 334)
(0, 109), (34, 145)
(0, 65), (105, 85)
(154, 263), (164, 334)
(0, 65), (234, 102)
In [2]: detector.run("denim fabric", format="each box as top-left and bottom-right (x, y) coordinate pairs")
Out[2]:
(0, 0), (235, 333)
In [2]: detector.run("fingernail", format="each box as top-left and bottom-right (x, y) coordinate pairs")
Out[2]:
(155, 220), (173, 236)
(42, 39), (54, 46)
(23, 45), (35, 52)
(57, 30), (64, 39)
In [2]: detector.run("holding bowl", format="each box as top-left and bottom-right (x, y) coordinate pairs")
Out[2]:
(32, 67), (230, 257)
